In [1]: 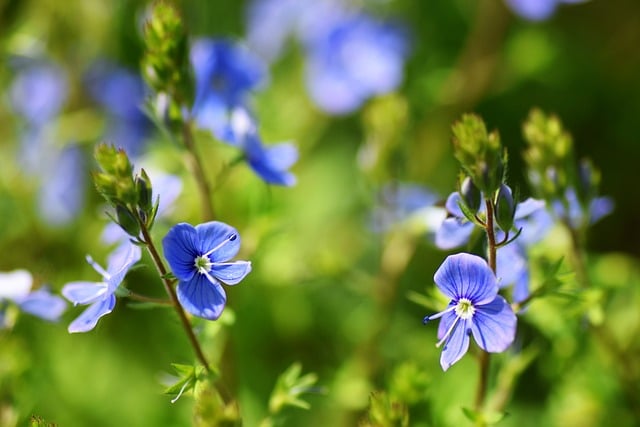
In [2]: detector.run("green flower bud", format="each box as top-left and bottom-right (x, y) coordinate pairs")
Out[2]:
(494, 184), (516, 233)
(460, 176), (482, 214)
(451, 114), (505, 194)
(116, 204), (141, 237)
(92, 144), (138, 207)
(136, 169), (153, 215)
(141, 2), (193, 112)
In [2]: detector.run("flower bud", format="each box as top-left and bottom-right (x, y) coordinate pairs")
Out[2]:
(136, 169), (153, 215)
(116, 204), (140, 238)
(460, 177), (481, 214)
(494, 184), (516, 233)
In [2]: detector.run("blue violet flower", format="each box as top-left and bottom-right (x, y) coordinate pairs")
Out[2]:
(162, 221), (252, 320)
(424, 253), (517, 371)
(62, 243), (141, 333)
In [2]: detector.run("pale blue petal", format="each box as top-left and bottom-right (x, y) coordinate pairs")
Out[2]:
(445, 192), (465, 218)
(18, 289), (67, 321)
(195, 221), (241, 262)
(176, 275), (227, 320)
(212, 261), (252, 285)
(105, 243), (142, 292)
(440, 316), (471, 371)
(434, 253), (497, 304)
(471, 295), (517, 353)
(61, 281), (109, 305)
(514, 198), (545, 220)
(163, 223), (200, 281)
(68, 295), (116, 333)
(496, 244), (527, 287)
(0, 269), (32, 300)
(434, 218), (474, 250)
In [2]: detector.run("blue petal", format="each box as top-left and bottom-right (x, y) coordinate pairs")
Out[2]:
(62, 281), (109, 305)
(68, 294), (116, 333)
(105, 242), (142, 292)
(589, 196), (614, 224)
(176, 275), (227, 320)
(434, 253), (497, 304)
(439, 314), (471, 371)
(434, 218), (474, 250)
(245, 134), (298, 186)
(471, 295), (517, 353)
(496, 243), (527, 287)
(212, 261), (252, 285)
(195, 221), (241, 262)
(163, 223), (200, 281)
(514, 198), (545, 220)
(18, 289), (67, 321)
(505, 0), (557, 21)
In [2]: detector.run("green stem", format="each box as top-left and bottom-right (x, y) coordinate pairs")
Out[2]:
(126, 290), (172, 305)
(140, 225), (211, 371)
(475, 199), (497, 415)
(182, 120), (215, 221)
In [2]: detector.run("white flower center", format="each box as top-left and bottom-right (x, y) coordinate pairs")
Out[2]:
(194, 255), (212, 274)
(454, 298), (475, 319)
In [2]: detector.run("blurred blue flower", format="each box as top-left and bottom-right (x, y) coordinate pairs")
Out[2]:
(62, 243), (141, 333)
(423, 253), (517, 371)
(496, 198), (553, 303)
(224, 108), (298, 186)
(190, 39), (266, 142)
(9, 61), (68, 126)
(304, 13), (409, 114)
(0, 269), (67, 327)
(38, 144), (87, 226)
(85, 61), (152, 158)
(246, 0), (409, 114)
(505, 0), (587, 21)
(163, 221), (251, 320)
(370, 183), (444, 233)
(552, 188), (614, 230)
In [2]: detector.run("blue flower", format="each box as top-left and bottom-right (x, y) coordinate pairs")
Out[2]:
(504, 0), (586, 22)
(9, 60), (68, 126)
(225, 108), (298, 186)
(370, 183), (444, 233)
(62, 243), (141, 333)
(190, 39), (266, 142)
(423, 253), (517, 371)
(85, 61), (152, 158)
(162, 221), (252, 320)
(434, 191), (479, 250)
(304, 13), (409, 114)
(0, 269), (67, 327)
(552, 188), (614, 230)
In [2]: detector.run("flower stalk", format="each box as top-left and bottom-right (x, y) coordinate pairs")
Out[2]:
(139, 223), (211, 372)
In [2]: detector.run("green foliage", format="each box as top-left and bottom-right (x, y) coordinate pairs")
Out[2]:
(360, 392), (409, 427)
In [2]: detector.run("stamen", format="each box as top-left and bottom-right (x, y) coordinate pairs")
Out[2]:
(203, 233), (237, 258)
(436, 315), (462, 348)
(423, 305), (456, 324)
(85, 255), (110, 280)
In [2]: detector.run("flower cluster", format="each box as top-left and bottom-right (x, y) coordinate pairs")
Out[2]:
(247, 0), (410, 115)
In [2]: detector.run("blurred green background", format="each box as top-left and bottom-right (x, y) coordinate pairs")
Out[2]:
(1, 0), (640, 426)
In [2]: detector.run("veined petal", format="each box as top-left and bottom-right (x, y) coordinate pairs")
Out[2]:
(176, 275), (227, 320)
(0, 269), (32, 300)
(18, 289), (67, 321)
(434, 218), (474, 250)
(212, 261), (252, 285)
(471, 295), (517, 353)
(106, 242), (142, 291)
(434, 253), (497, 304)
(68, 295), (116, 333)
(195, 221), (241, 262)
(163, 223), (201, 281)
(440, 316), (471, 371)
(62, 281), (109, 305)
